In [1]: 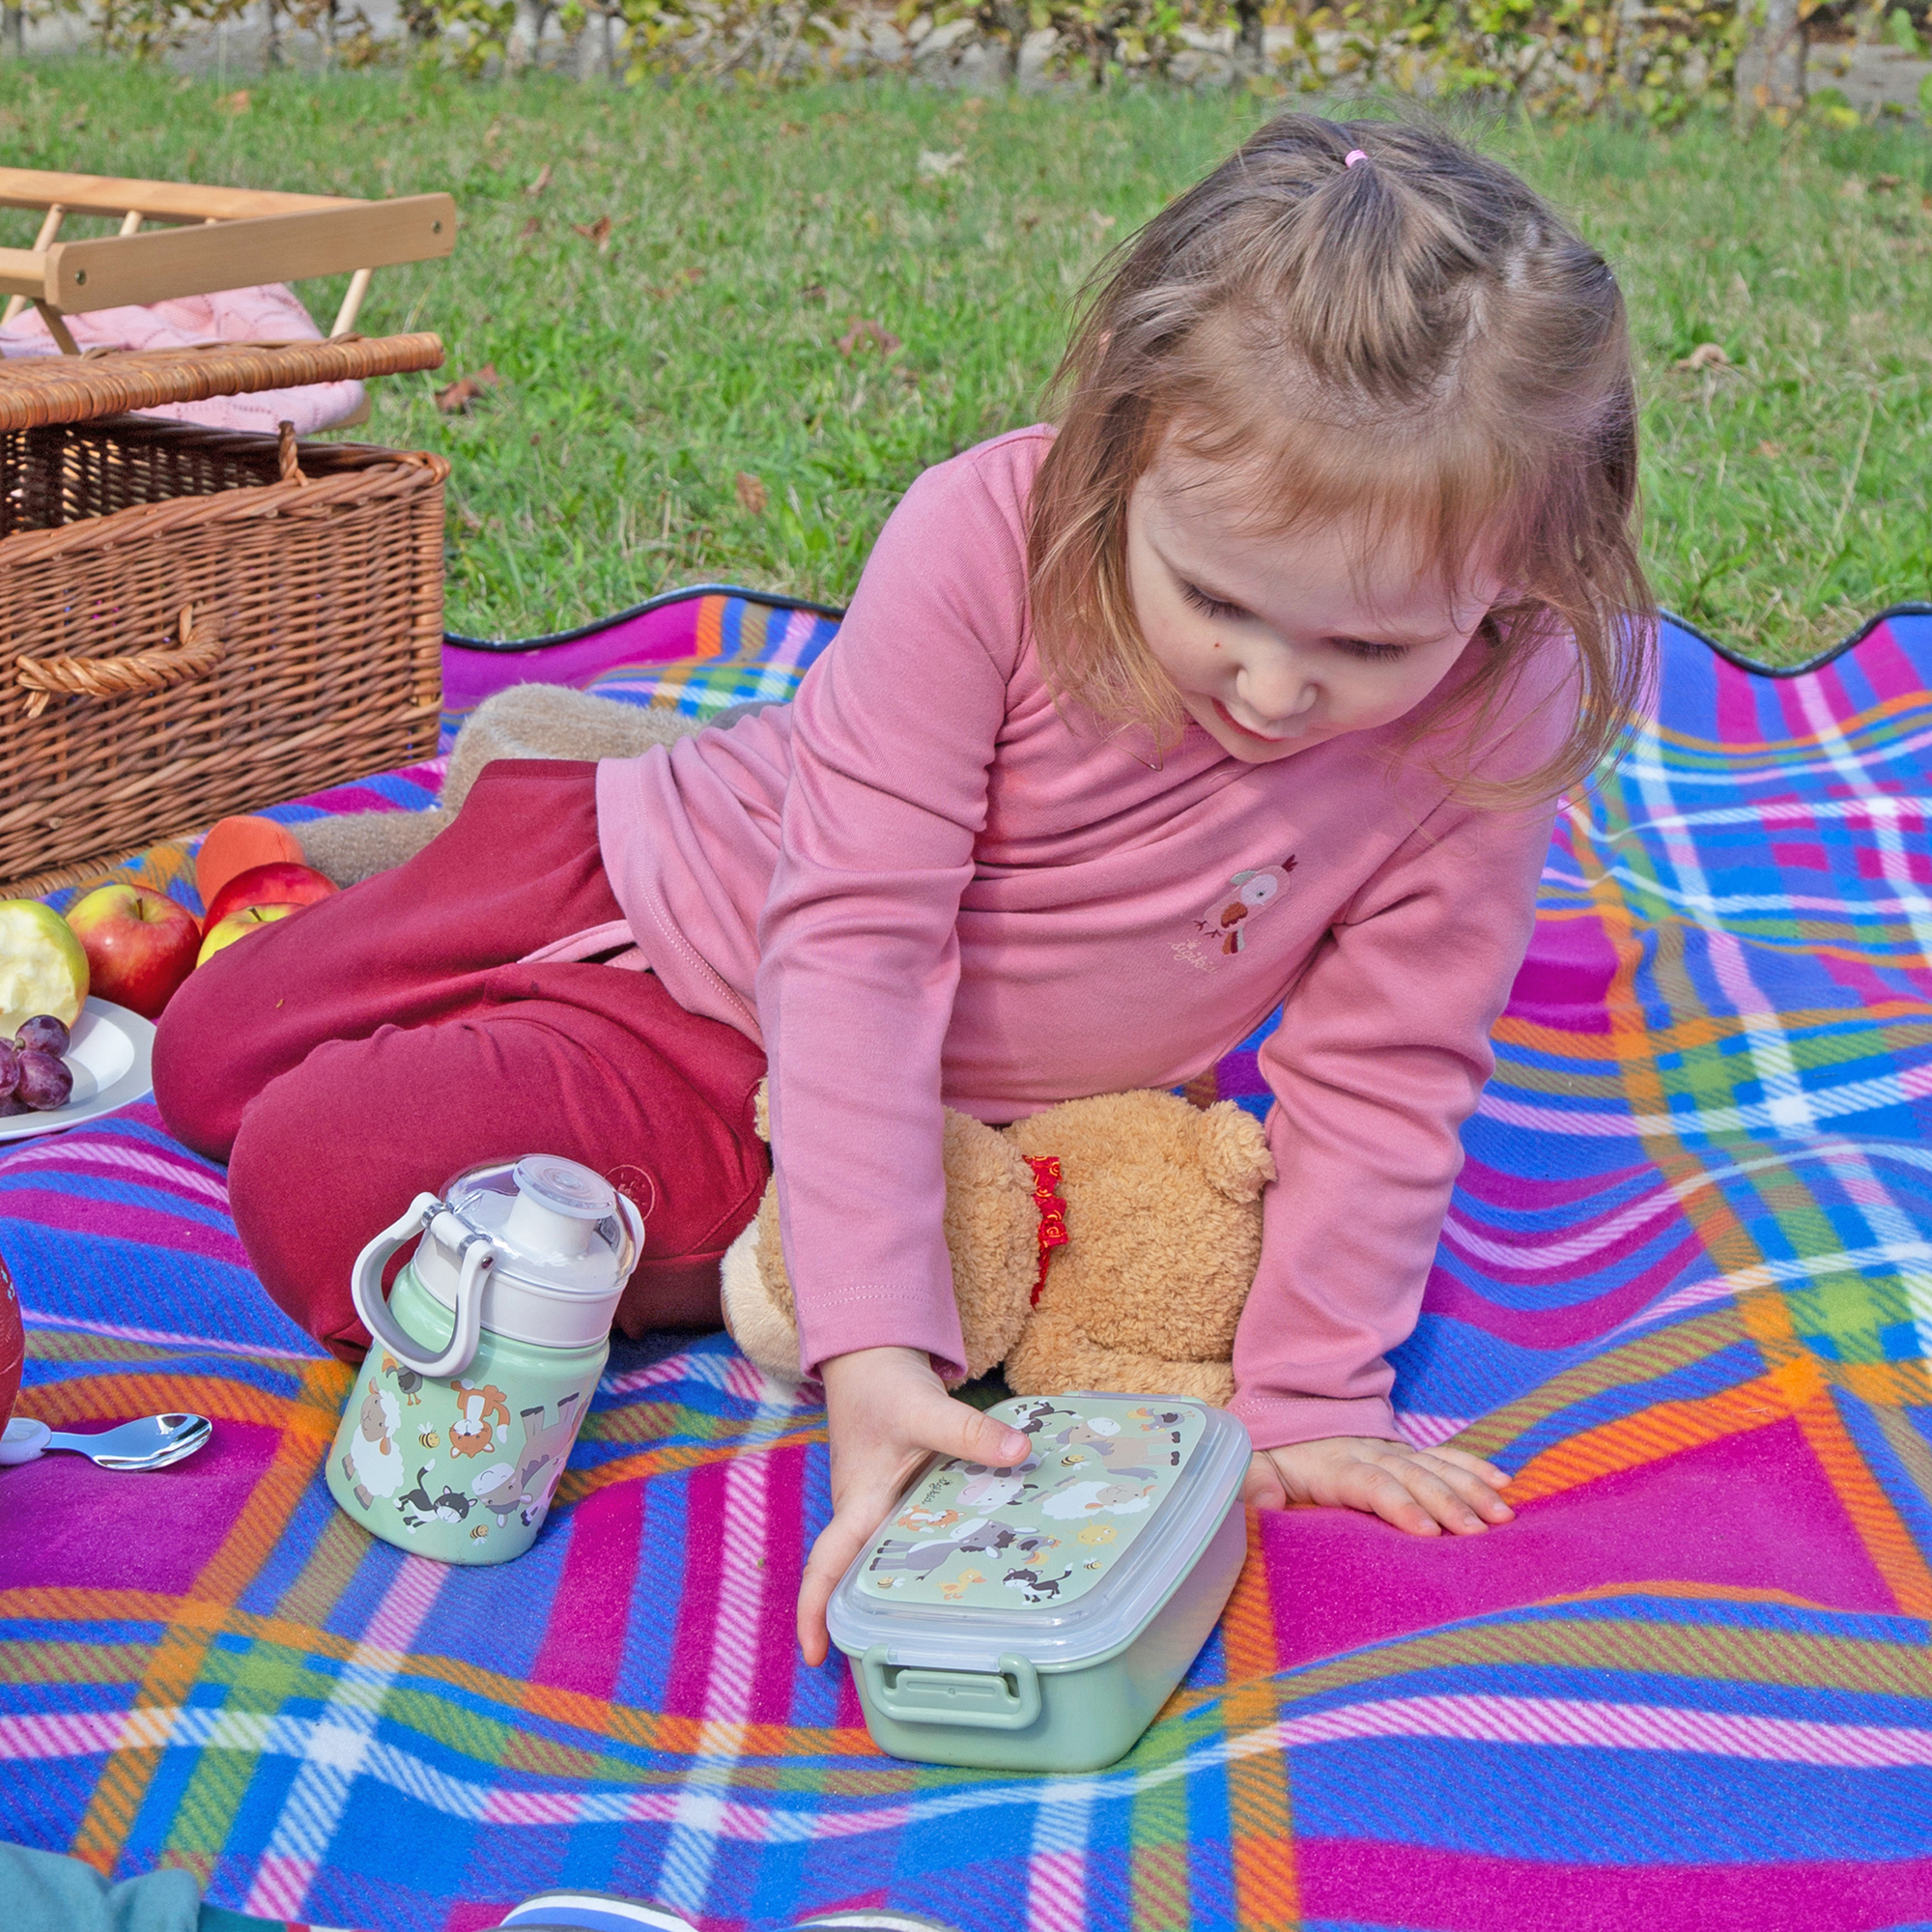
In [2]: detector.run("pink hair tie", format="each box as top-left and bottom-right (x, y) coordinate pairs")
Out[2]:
(1344, 150), (1369, 168)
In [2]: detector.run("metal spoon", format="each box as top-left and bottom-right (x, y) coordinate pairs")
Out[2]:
(0, 1412), (212, 1471)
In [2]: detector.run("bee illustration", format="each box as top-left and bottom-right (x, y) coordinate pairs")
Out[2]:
(469, 1523), (490, 1541)
(418, 1428), (441, 1449)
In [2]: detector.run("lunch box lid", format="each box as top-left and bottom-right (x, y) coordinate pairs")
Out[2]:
(825, 1393), (1250, 1673)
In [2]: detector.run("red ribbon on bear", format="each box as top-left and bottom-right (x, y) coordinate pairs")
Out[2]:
(1026, 1154), (1068, 1306)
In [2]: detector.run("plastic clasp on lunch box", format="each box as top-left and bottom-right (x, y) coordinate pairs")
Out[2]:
(862, 1647), (1041, 1731)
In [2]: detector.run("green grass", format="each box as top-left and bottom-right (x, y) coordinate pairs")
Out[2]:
(0, 62), (1927, 663)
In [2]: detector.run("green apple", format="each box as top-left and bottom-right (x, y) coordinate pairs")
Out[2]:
(0, 898), (90, 1036)
(195, 899), (297, 967)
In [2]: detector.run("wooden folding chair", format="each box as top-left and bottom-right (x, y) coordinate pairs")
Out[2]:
(0, 167), (455, 355)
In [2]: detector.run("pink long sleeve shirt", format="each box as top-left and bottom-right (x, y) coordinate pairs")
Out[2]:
(594, 428), (1571, 1451)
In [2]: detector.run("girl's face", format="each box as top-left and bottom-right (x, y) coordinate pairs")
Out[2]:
(1124, 454), (1502, 765)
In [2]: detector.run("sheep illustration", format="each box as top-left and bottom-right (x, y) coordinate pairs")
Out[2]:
(341, 1385), (406, 1510)
(1040, 1479), (1155, 1520)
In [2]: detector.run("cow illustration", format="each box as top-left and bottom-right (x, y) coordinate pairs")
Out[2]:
(869, 1519), (1058, 1577)
(468, 1393), (584, 1529)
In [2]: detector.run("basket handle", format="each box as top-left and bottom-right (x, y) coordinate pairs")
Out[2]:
(16, 605), (225, 720)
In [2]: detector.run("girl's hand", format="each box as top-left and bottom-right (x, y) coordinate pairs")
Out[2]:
(796, 1345), (1031, 1665)
(1242, 1435), (1514, 1536)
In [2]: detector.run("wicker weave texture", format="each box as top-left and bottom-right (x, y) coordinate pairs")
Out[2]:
(0, 416), (446, 898)
(0, 333), (443, 432)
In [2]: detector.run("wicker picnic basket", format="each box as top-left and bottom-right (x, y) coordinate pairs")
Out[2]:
(0, 336), (449, 899)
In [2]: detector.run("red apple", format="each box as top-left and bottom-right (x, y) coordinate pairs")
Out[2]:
(66, 882), (201, 1020)
(196, 901), (298, 968)
(202, 861), (338, 935)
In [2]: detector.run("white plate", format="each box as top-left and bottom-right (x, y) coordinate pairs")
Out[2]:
(0, 996), (156, 1142)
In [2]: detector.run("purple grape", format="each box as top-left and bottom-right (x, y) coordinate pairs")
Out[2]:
(14, 1014), (70, 1057)
(0, 1092), (26, 1117)
(0, 1039), (16, 1100)
(15, 1048), (71, 1112)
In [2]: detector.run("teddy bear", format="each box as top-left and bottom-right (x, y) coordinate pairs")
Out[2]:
(278, 684), (1277, 1403)
(721, 1083), (1275, 1405)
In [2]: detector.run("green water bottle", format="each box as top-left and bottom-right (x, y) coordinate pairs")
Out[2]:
(325, 1154), (643, 1565)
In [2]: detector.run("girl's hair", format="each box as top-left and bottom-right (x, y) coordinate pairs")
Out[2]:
(1026, 114), (1655, 805)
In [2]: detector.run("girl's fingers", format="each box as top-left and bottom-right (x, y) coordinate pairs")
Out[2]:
(1414, 1452), (1515, 1522)
(797, 1461), (918, 1664)
(1389, 1461), (1490, 1534)
(797, 1388), (1029, 1666)
(1423, 1443), (1512, 1490)
(797, 1513), (862, 1667)
(1242, 1451), (1289, 1511)
(1353, 1464), (1442, 1536)
(917, 1391), (1030, 1470)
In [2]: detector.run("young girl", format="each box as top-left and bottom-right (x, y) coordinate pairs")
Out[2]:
(155, 114), (1651, 1666)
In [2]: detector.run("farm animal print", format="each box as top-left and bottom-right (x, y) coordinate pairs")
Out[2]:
(335, 1365), (591, 1558)
(855, 1396), (1206, 1612)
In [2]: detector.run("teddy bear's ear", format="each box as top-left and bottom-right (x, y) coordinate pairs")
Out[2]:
(1195, 1101), (1278, 1203)
(753, 1079), (771, 1142)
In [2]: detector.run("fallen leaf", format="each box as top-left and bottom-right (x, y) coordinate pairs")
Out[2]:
(1872, 173), (1903, 192)
(735, 470), (768, 514)
(918, 148), (967, 180)
(1839, 176), (1867, 200)
(572, 214), (613, 251)
(1756, 440), (1783, 458)
(681, 267), (704, 283)
(436, 364), (500, 413)
(801, 281), (827, 305)
(781, 120), (808, 136)
(518, 215), (541, 240)
(1089, 210), (1117, 232)
(219, 89), (251, 113)
(838, 316), (900, 357)
(1675, 342), (1730, 371)
(527, 162), (553, 196)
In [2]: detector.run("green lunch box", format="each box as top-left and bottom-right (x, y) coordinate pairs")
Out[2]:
(826, 1392), (1250, 1773)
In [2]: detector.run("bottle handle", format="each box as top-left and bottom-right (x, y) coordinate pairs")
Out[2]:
(349, 1194), (493, 1381)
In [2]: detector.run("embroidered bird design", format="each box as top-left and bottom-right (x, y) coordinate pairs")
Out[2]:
(1197, 860), (1296, 955)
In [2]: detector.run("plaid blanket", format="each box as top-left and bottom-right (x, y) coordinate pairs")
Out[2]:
(4, 600), (1931, 1932)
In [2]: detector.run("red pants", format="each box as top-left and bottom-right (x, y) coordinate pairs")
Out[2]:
(155, 761), (769, 1360)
